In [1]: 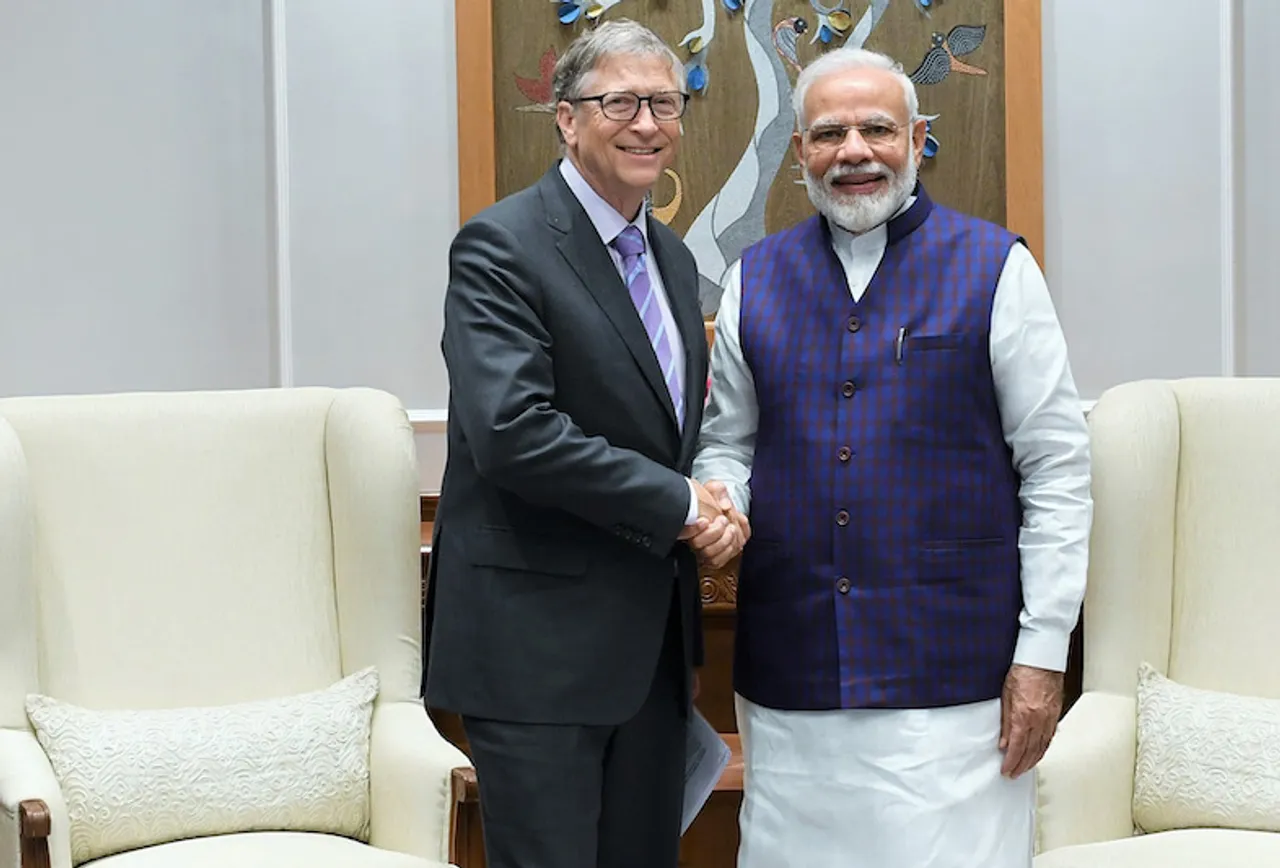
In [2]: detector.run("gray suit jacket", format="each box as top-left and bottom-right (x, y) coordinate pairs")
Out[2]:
(423, 163), (709, 725)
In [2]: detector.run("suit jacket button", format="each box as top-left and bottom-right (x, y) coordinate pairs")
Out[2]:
(835, 509), (850, 526)
(836, 577), (852, 594)
(847, 315), (862, 333)
(841, 381), (856, 398)
(838, 446), (852, 462)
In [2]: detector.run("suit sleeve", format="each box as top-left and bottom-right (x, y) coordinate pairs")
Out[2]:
(442, 216), (691, 556)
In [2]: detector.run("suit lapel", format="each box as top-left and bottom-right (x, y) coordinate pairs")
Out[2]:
(542, 168), (680, 432)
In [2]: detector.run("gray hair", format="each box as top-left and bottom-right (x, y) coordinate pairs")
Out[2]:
(552, 20), (685, 143)
(553, 19), (685, 102)
(792, 47), (918, 130)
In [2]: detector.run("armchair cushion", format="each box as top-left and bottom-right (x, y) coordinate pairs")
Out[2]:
(86, 831), (446, 867)
(1034, 828), (1280, 867)
(1134, 662), (1280, 834)
(26, 667), (378, 864)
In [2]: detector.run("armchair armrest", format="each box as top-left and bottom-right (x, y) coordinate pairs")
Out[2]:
(1034, 692), (1137, 854)
(0, 729), (69, 868)
(368, 701), (471, 864)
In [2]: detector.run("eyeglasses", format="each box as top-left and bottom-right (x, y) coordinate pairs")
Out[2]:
(571, 91), (689, 122)
(802, 121), (906, 149)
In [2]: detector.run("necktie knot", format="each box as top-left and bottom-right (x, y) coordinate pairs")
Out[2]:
(611, 225), (646, 258)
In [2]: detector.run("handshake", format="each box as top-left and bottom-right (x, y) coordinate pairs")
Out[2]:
(679, 479), (750, 569)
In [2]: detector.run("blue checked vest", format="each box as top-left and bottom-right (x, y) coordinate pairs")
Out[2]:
(735, 186), (1024, 710)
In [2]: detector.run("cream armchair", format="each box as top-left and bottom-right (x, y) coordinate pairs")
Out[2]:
(1035, 378), (1280, 866)
(0, 388), (469, 868)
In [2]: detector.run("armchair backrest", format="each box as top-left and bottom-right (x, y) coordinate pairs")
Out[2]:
(1083, 377), (1280, 700)
(0, 387), (424, 728)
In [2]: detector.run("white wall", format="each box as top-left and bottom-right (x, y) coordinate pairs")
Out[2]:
(0, 2), (273, 394)
(0, 0), (455, 491)
(1045, 0), (1278, 395)
(280, 0), (455, 488)
(2, 0), (1276, 494)
(1241, 0), (1280, 376)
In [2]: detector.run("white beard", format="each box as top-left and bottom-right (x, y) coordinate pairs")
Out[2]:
(803, 154), (918, 235)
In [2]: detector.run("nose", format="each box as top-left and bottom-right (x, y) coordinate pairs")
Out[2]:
(629, 102), (661, 133)
(835, 128), (874, 164)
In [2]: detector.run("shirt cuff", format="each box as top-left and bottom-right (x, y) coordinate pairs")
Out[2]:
(1012, 626), (1072, 672)
(685, 479), (700, 526)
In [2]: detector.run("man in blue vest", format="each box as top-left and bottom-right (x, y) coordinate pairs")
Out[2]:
(693, 47), (1092, 867)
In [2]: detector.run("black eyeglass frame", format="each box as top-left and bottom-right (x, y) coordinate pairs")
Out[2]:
(568, 90), (691, 122)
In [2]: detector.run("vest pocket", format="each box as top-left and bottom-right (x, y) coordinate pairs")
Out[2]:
(900, 336), (983, 448)
(906, 333), (966, 352)
(915, 537), (1009, 583)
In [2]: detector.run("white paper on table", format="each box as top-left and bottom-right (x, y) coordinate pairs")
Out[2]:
(681, 707), (732, 834)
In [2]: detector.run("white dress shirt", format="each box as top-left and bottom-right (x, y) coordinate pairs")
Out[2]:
(558, 158), (701, 525)
(692, 213), (1093, 672)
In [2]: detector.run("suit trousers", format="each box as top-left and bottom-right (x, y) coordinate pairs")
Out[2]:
(461, 582), (687, 868)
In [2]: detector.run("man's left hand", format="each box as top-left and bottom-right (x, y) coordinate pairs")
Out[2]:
(999, 663), (1064, 779)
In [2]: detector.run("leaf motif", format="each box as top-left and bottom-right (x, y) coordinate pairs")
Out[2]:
(538, 46), (557, 84)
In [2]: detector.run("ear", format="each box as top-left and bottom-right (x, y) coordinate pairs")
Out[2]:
(556, 101), (578, 148)
(791, 130), (806, 166)
(911, 118), (928, 167)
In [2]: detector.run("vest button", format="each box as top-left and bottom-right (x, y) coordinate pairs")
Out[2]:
(836, 576), (851, 594)
(835, 509), (850, 526)
(847, 315), (862, 333)
(838, 446), (852, 462)
(841, 380), (856, 398)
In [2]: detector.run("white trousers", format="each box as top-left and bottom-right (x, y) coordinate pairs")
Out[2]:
(735, 695), (1035, 868)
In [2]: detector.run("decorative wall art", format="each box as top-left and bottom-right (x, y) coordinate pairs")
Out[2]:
(456, 0), (1042, 316)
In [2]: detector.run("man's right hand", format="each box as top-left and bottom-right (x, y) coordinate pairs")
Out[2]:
(681, 479), (748, 568)
(677, 479), (725, 539)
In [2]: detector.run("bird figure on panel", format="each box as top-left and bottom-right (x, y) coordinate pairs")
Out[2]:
(909, 24), (988, 84)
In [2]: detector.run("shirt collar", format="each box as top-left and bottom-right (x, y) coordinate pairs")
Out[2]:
(827, 194), (916, 257)
(559, 157), (649, 249)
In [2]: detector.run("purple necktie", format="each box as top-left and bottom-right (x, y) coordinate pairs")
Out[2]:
(611, 225), (683, 426)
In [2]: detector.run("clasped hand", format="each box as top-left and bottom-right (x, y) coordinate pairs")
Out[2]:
(679, 480), (749, 569)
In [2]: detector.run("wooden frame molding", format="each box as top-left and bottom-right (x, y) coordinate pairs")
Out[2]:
(455, 0), (1044, 262)
(1003, 0), (1045, 266)
(455, 0), (496, 225)
(20, 799), (52, 868)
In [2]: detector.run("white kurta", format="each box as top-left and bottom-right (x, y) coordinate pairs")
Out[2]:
(736, 695), (1035, 867)
(692, 204), (1091, 868)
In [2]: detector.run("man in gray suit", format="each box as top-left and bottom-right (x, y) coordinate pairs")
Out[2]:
(423, 20), (746, 868)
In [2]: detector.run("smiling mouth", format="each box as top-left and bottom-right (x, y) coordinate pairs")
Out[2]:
(833, 174), (885, 187)
(619, 146), (662, 156)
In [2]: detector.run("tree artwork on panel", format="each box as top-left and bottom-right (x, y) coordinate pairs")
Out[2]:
(500, 0), (1003, 314)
